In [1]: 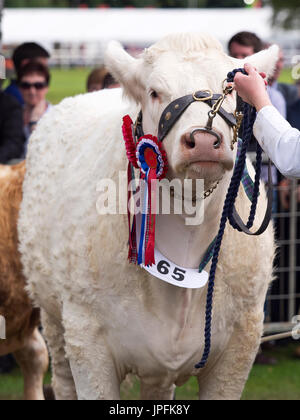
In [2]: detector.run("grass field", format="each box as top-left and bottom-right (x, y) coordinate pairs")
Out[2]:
(47, 67), (92, 104)
(3, 67), (295, 106)
(1, 342), (299, 400)
(47, 67), (295, 105)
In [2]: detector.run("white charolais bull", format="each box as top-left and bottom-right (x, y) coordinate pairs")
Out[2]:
(19, 33), (277, 400)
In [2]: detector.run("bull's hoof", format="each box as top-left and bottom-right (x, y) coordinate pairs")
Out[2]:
(43, 385), (56, 401)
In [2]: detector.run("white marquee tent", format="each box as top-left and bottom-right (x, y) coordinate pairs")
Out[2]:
(0, 7), (287, 46)
(1, 7), (299, 66)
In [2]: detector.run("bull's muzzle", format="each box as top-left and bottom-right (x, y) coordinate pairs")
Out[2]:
(190, 128), (222, 150)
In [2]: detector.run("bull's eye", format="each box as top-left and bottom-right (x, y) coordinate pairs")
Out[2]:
(150, 90), (159, 100)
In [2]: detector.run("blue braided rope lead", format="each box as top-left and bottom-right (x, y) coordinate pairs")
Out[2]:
(195, 68), (260, 369)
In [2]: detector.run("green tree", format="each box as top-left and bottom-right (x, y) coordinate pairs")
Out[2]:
(269, 0), (300, 29)
(5, 0), (245, 7)
(6, 0), (68, 6)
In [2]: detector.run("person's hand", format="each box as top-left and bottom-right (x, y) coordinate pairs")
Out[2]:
(30, 100), (47, 123)
(234, 63), (272, 111)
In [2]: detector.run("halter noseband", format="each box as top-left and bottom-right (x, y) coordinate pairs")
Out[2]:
(135, 87), (237, 148)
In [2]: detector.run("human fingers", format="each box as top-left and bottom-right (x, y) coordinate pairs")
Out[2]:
(259, 72), (268, 86)
(244, 63), (258, 75)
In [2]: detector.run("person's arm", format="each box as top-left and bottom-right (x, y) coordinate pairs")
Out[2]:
(234, 64), (300, 179)
(0, 94), (25, 164)
(254, 106), (300, 178)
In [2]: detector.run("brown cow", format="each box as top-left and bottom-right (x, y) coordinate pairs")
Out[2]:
(0, 162), (48, 400)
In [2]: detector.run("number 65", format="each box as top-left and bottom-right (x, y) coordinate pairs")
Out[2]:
(157, 261), (186, 282)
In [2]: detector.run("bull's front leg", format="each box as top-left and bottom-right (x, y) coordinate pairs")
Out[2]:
(140, 380), (176, 400)
(197, 310), (264, 400)
(63, 304), (123, 400)
(13, 328), (49, 400)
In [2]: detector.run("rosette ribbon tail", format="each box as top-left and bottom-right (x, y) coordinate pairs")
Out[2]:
(122, 115), (168, 267)
(127, 163), (138, 264)
(144, 168), (157, 267)
(137, 171), (149, 266)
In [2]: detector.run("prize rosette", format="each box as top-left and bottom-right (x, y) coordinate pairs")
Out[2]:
(122, 115), (139, 168)
(122, 116), (168, 268)
(136, 135), (168, 181)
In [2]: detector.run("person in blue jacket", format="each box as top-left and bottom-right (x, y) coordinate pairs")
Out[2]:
(5, 43), (50, 106)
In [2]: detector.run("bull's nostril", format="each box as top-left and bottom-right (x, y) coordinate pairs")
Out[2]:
(183, 133), (195, 149)
(213, 139), (221, 149)
(185, 139), (196, 149)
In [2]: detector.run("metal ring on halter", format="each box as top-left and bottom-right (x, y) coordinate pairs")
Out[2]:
(192, 89), (213, 102)
(222, 78), (234, 95)
(190, 128), (222, 149)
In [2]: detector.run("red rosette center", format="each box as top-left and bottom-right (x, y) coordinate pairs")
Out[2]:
(144, 147), (158, 170)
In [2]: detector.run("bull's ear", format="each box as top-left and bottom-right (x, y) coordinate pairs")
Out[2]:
(230, 44), (280, 80)
(104, 41), (144, 102)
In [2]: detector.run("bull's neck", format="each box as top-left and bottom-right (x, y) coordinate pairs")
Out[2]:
(155, 178), (229, 269)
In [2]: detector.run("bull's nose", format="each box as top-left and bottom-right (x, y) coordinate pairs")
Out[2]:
(182, 128), (223, 152)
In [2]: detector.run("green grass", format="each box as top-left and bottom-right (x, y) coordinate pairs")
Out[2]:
(46, 67), (91, 105)
(278, 68), (295, 85)
(2, 67), (296, 106)
(242, 343), (300, 401)
(0, 369), (51, 401)
(48, 67), (298, 105)
(1, 343), (298, 400)
(46, 67), (296, 105)
(120, 343), (300, 400)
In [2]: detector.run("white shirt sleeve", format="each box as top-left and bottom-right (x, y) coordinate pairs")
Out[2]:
(253, 105), (300, 179)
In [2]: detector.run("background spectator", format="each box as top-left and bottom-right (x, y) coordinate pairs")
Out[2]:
(229, 32), (281, 203)
(87, 66), (107, 92)
(0, 90), (25, 164)
(102, 72), (119, 90)
(228, 31), (263, 59)
(17, 61), (52, 152)
(287, 79), (300, 130)
(5, 42), (50, 106)
(264, 45), (287, 118)
(87, 66), (119, 92)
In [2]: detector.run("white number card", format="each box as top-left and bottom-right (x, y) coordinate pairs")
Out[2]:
(142, 249), (209, 289)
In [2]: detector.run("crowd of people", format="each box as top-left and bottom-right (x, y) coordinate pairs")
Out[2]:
(0, 33), (300, 374)
(0, 42), (119, 166)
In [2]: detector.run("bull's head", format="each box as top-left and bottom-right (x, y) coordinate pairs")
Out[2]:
(105, 33), (279, 193)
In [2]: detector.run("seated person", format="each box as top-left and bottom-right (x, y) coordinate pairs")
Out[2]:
(17, 61), (52, 153)
(5, 42), (50, 106)
(0, 90), (25, 164)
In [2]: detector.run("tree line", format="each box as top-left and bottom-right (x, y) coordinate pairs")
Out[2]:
(4, 0), (247, 8)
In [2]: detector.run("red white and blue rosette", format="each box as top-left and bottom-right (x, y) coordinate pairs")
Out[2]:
(136, 135), (168, 180)
(122, 115), (168, 268)
(135, 135), (168, 266)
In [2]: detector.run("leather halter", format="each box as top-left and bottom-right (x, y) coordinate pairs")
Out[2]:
(135, 90), (237, 144)
(134, 88), (273, 237)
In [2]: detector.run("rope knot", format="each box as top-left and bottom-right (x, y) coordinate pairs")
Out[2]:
(226, 68), (248, 84)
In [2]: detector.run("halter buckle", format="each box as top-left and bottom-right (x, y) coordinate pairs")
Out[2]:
(193, 89), (213, 102)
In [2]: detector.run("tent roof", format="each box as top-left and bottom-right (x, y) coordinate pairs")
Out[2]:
(2, 7), (279, 47)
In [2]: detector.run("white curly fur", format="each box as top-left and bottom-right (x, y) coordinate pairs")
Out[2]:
(19, 33), (277, 400)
